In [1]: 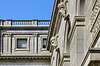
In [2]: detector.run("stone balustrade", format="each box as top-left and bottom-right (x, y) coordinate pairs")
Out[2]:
(0, 19), (50, 26)
(38, 20), (50, 25)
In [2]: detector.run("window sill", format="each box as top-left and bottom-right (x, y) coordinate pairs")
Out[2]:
(41, 48), (47, 51)
(15, 48), (29, 51)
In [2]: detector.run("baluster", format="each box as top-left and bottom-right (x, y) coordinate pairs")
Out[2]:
(23, 21), (24, 25)
(42, 21), (44, 25)
(47, 22), (48, 25)
(26, 21), (27, 25)
(16, 21), (17, 25)
(20, 21), (21, 25)
(28, 21), (29, 25)
(44, 21), (45, 25)
(22, 21), (23, 25)
(43, 21), (45, 25)
(19, 21), (20, 25)
(26, 21), (28, 25)
(46, 22), (48, 25)
(15, 21), (16, 25)
(48, 22), (49, 25)
(43, 21), (44, 25)
(45, 21), (46, 25)
(14, 21), (16, 25)
(25, 21), (26, 25)
(17, 21), (18, 25)
(23, 21), (25, 25)
(27, 21), (29, 25)
(41, 21), (43, 25)
(49, 22), (50, 25)
(21, 21), (22, 25)
(40, 21), (41, 25)
(12, 21), (14, 25)
(31, 21), (32, 25)
(29, 21), (30, 25)
(46, 22), (47, 25)
(14, 21), (15, 25)
(21, 21), (23, 25)
(29, 21), (31, 25)
(38, 21), (39, 25)
(42, 21), (43, 25)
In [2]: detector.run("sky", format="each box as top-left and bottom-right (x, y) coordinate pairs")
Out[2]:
(0, 0), (54, 20)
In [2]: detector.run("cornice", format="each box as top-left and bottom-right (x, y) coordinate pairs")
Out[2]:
(1, 32), (48, 35)
(81, 48), (100, 66)
(0, 56), (50, 60)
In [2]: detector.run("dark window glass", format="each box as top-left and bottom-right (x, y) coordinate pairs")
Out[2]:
(17, 39), (27, 48)
(43, 39), (47, 48)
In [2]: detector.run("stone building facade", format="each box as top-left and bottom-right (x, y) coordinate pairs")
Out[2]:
(0, 0), (100, 66)
(46, 0), (100, 66)
(0, 19), (51, 66)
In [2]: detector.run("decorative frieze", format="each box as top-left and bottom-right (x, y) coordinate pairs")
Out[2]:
(92, 12), (100, 39)
(90, 0), (100, 30)
(90, 0), (100, 41)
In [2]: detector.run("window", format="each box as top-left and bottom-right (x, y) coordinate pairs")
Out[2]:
(17, 39), (27, 48)
(43, 39), (47, 48)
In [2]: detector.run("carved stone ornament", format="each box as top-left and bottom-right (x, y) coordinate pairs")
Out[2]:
(90, 0), (100, 47)
(90, 0), (100, 39)
(50, 36), (58, 48)
(58, 0), (68, 18)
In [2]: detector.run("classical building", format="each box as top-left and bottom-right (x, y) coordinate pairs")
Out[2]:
(46, 0), (100, 66)
(0, 0), (100, 66)
(0, 19), (51, 66)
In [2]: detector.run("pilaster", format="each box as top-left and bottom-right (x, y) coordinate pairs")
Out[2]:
(32, 33), (38, 54)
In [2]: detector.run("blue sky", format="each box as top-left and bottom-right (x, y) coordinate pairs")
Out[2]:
(0, 0), (54, 19)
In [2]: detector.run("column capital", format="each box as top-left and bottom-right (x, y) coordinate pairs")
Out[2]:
(7, 33), (12, 37)
(32, 33), (38, 37)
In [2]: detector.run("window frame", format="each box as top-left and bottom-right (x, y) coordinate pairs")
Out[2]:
(17, 38), (27, 49)
(40, 35), (47, 51)
(15, 36), (30, 51)
(43, 38), (47, 48)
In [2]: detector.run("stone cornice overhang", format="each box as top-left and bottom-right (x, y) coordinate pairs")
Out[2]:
(0, 26), (49, 30)
(0, 55), (50, 60)
(81, 48), (100, 66)
(68, 16), (85, 44)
